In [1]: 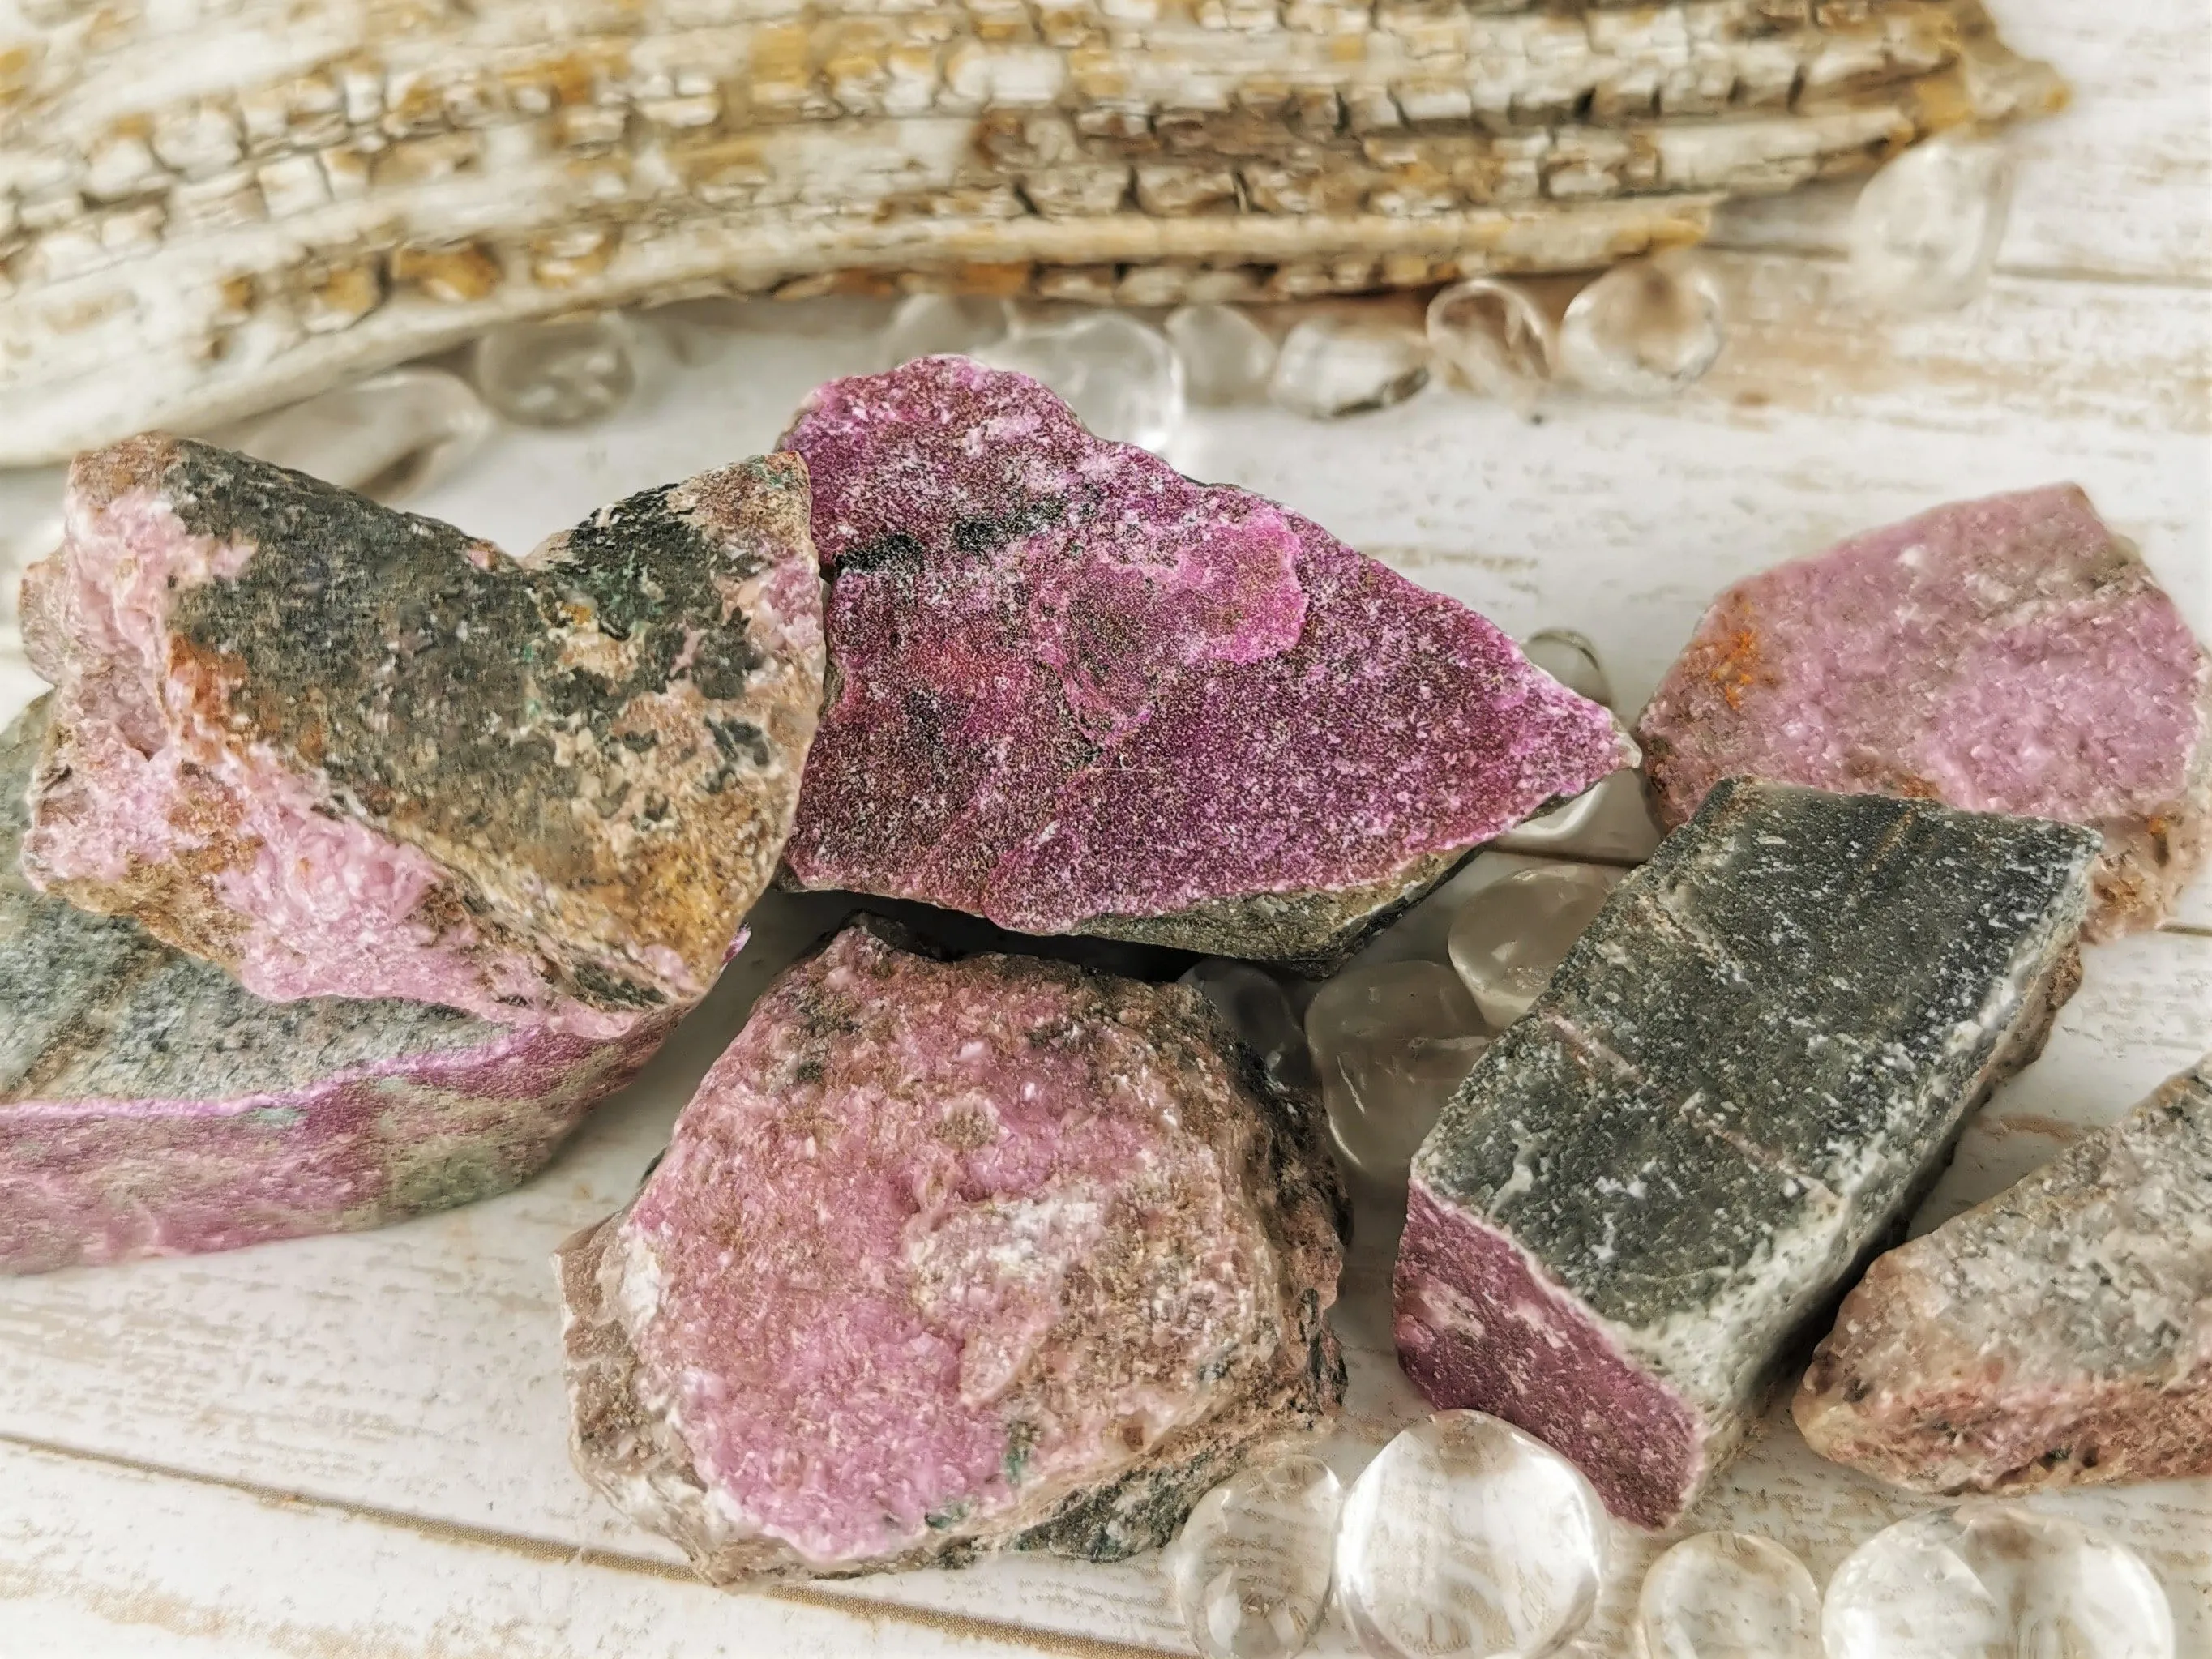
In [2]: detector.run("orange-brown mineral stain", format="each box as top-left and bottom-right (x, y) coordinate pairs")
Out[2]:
(1697, 600), (1761, 711)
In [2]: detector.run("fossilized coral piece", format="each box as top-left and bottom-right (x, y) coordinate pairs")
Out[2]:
(0, 0), (2061, 460)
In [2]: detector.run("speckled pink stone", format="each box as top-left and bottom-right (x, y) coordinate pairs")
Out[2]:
(778, 357), (1629, 964)
(557, 919), (1345, 1579)
(1637, 485), (2211, 937)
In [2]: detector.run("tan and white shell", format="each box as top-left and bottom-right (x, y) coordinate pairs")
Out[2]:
(0, 0), (2062, 462)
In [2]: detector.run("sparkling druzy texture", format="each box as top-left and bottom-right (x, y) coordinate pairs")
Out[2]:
(556, 919), (1346, 1579)
(1393, 781), (2099, 1529)
(19, 436), (824, 1036)
(778, 357), (1631, 968)
(1637, 485), (2210, 939)
(1, 698), (664, 1275)
(1796, 1056), (2212, 1494)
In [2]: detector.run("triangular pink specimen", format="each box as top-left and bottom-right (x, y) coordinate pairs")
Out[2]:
(780, 357), (1629, 964)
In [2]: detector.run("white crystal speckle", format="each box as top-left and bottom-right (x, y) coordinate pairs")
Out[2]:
(1304, 959), (1487, 1187)
(1337, 1411), (1609, 1659)
(1636, 1531), (1820, 1659)
(1447, 865), (1621, 1028)
(1164, 1452), (1342, 1659)
(1824, 1506), (2174, 1659)
(1849, 134), (2015, 314)
(978, 310), (1184, 453)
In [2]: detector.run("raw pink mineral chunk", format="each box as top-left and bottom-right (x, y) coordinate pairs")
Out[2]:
(1637, 485), (2210, 938)
(556, 918), (1346, 1577)
(2, 697), (665, 1274)
(777, 357), (1632, 968)
(20, 437), (824, 1035)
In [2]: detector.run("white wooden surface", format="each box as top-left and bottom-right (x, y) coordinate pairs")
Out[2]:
(2, 0), (2208, 1648)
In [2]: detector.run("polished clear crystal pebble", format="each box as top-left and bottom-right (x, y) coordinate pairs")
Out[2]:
(1426, 279), (1556, 416)
(219, 369), (494, 501)
(1182, 959), (1320, 1095)
(1637, 1532), (1821, 1659)
(880, 292), (1013, 367)
(1557, 254), (1726, 399)
(1447, 864), (1619, 1028)
(1337, 1411), (1608, 1659)
(1268, 317), (1431, 419)
(1165, 1452), (1343, 1659)
(1520, 628), (1612, 708)
(471, 313), (639, 427)
(1166, 303), (1278, 406)
(1305, 960), (1487, 1187)
(978, 310), (1184, 453)
(1825, 1505), (2174, 1659)
(1849, 134), (2014, 313)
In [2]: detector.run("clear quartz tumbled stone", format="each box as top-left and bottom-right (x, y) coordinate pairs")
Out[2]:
(1268, 317), (1431, 419)
(978, 310), (1185, 453)
(1520, 628), (1613, 708)
(880, 292), (1014, 367)
(1556, 253), (1726, 400)
(1181, 959), (1320, 1096)
(216, 368), (494, 501)
(1825, 1505), (2174, 1659)
(1447, 864), (1622, 1028)
(1167, 302), (1280, 406)
(1849, 133), (2015, 313)
(471, 312), (640, 427)
(1304, 960), (1487, 1187)
(1637, 1532), (1821, 1659)
(1425, 279), (1556, 416)
(1164, 1452), (1343, 1659)
(1337, 1411), (1609, 1659)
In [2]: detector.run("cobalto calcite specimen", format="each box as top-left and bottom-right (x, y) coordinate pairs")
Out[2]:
(1393, 780), (2099, 1529)
(557, 919), (1346, 1577)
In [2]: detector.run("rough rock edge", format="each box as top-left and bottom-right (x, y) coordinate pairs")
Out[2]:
(1793, 1057), (2212, 1494)
(554, 920), (1346, 1580)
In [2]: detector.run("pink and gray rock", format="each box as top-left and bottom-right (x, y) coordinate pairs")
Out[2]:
(2, 695), (665, 1275)
(19, 436), (824, 1037)
(1795, 1056), (2212, 1494)
(1637, 485), (2210, 939)
(777, 357), (1631, 970)
(556, 918), (1346, 1578)
(1393, 780), (2099, 1529)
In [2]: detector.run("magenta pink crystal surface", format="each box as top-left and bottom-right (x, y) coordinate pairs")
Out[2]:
(1637, 485), (2210, 936)
(558, 919), (1344, 1577)
(778, 357), (1628, 962)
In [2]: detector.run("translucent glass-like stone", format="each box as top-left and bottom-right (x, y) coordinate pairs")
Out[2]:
(880, 293), (1014, 367)
(1337, 1411), (1608, 1659)
(1305, 960), (1487, 1187)
(1520, 628), (1612, 708)
(978, 310), (1184, 453)
(1167, 303), (1279, 406)
(1268, 318), (1431, 419)
(1164, 1452), (1343, 1659)
(219, 369), (494, 501)
(1825, 1506), (2174, 1659)
(1447, 864), (1620, 1028)
(1637, 1532), (1821, 1659)
(1181, 959), (1320, 1096)
(471, 313), (639, 427)
(1849, 134), (2014, 314)
(1557, 254), (1726, 400)
(1426, 279), (1555, 416)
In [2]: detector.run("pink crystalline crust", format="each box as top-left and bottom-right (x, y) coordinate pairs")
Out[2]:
(20, 485), (633, 1036)
(615, 924), (1321, 1568)
(1394, 1177), (1705, 1530)
(780, 357), (1627, 937)
(1637, 485), (2210, 931)
(2, 1015), (668, 1273)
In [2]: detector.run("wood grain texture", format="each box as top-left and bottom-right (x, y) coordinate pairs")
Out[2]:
(0, 0), (2207, 1636)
